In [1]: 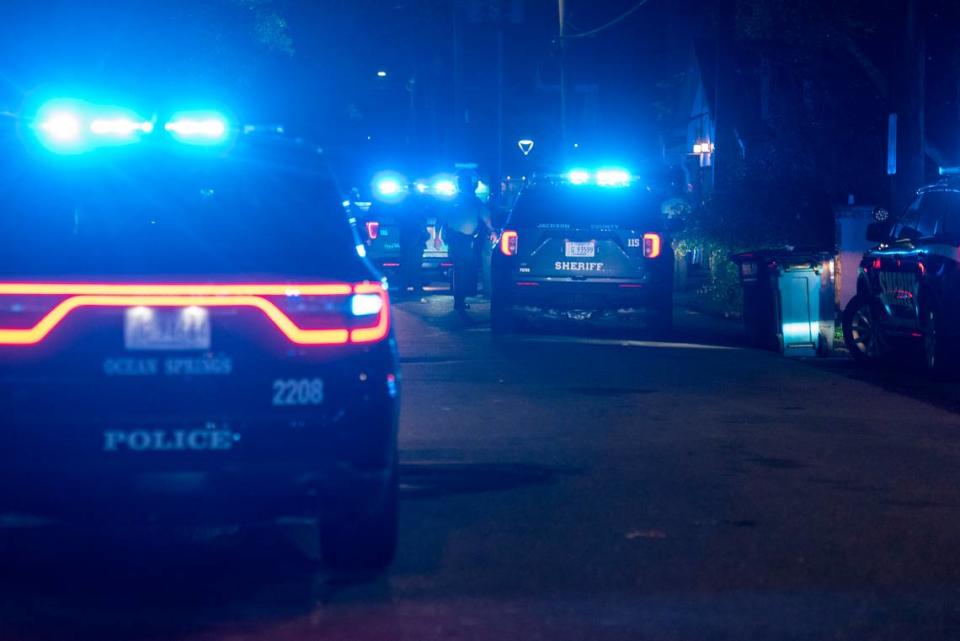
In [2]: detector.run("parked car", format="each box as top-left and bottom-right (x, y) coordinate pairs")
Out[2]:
(843, 176), (960, 375)
(490, 171), (677, 333)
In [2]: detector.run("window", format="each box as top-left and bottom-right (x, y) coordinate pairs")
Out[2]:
(0, 144), (355, 277)
(893, 195), (924, 240)
(935, 191), (960, 239)
(510, 185), (662, 228)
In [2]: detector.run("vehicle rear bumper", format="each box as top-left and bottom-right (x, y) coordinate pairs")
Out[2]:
(0, 393), (398, 523)
(501, 279), (671, 317)
(0, 458), (394, 524)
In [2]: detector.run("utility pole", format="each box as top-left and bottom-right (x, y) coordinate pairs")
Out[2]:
(496, 23), (505, 194)
(558, 0), (568, 149)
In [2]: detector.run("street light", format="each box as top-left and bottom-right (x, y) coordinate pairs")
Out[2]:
(376, 70), (388, 78)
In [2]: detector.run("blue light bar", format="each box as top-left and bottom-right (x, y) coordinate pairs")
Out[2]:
(432, 176), (457, 199)
(164, 111), (230, 144)
(595, 168), (631, 187)
(371, 171), (409, 203)
(90, 117), (153, 136)
(33, 99), (154, 153)
(376, 178), (403, 197)
(39, 112), (82, 143)
(567, 169), (591, 185)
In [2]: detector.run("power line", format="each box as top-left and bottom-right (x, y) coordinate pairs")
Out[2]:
(563, 0), (651, 39)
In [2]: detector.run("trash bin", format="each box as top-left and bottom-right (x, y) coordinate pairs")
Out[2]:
(731, 249), (836, 357)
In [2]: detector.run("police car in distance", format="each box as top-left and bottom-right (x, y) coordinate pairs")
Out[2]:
(352, 172), (461, 291)
(490, 169), (677, 333)
(843, 170), (960, 376)
(0, 97), (399, 573)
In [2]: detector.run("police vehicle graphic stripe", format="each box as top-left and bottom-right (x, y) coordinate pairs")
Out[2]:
(0, 282), (389, 346)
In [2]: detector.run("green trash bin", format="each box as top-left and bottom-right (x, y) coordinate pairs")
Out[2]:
(732, 250), (836, 357)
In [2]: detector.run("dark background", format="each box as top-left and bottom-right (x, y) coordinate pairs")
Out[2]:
(1, 1), (958, 240)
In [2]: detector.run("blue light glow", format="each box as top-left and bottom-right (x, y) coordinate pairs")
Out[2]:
(595, 168), (631, 187)
(164, 112), (230, 144)
(89, 117), (153, 137)
(371, 171), (408, 203)
(567, 169), (591, 185)
(376, 178), (403, 196)
(432, 178), (457, 198)
(40, 112), (82, 142)
(33, 99), (89, 153)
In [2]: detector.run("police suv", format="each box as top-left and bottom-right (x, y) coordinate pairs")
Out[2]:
(0, 99), (399, 572)
(490, 170), (676, 333)
(843, 174), (960, 375)
(354, 173), (452, 291)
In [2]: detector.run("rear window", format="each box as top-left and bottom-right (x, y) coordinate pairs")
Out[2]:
(510, 185), (663, 228)
(0, 143), (355, 277)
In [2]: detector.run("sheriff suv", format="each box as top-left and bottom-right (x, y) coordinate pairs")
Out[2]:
(843, 178), (960, 376)
(0, 100), (399, 573)
(490, 170), (676, 333)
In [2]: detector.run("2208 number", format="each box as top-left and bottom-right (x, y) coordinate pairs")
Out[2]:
(272, 379), (324, 406)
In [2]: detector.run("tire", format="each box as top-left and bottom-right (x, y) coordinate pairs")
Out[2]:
(842, 293), (887, 364)
(320, 459), (398, 575)
(920, 304), (953, 379)
(490, 297), (517, 334)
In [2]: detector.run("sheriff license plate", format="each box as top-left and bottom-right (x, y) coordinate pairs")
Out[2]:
(565, 241), (596, 258)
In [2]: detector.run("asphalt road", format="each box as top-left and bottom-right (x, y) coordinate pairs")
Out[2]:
(4, 295), (960, 640)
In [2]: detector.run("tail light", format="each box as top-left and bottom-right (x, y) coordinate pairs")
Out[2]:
(643, 233), (662, 259)
(500, 230), (518, 256)
(0, 282), (390, 346)
(365, 221), (380, 240)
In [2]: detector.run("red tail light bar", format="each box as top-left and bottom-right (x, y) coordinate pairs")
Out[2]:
(0, 282), (389, 346)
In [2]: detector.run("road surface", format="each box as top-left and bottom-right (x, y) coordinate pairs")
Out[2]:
(3, 296), (960, 640)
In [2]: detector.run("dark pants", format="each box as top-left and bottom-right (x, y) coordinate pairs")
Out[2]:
(447, 230), (476, 309)
(399, 226), (426, 292)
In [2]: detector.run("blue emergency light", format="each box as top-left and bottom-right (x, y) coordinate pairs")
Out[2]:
(426, 173), (458, 200)
(371, 171), (409, 203)
(163, 111), (230, 145)
(562, 167), (633, 187)
(31, 99), (232, 152)
(595, 168), (631, 187)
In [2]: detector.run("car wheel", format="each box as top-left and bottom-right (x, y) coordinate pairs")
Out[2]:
(490, 298), (517, 334)
(320, 459), (398, 575)
(920, 304), (952, 378)
(842, 293), (887, 364)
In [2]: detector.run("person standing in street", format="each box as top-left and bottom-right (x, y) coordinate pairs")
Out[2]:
(437, 170), (493, 312)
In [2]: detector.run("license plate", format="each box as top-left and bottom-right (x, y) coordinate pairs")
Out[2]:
(565, 241), (596, 258)
(124, 307), (211, 351)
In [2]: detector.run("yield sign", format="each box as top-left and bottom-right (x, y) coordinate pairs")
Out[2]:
(517, 139), (534, 156)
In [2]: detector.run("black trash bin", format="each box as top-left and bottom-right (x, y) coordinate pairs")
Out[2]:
(731, 249), (836, 357)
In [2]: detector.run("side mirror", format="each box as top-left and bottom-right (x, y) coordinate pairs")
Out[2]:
(866, 221), (890, 243)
